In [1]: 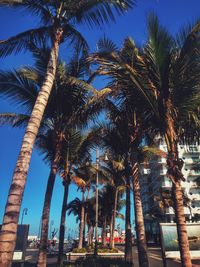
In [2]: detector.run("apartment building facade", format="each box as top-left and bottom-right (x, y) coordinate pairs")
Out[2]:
(140, 138), (200, 237)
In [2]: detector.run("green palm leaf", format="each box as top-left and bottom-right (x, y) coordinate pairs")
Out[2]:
(0, 26), (52, 57)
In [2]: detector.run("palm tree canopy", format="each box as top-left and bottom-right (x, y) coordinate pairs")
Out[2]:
(0, 0), (135, 57)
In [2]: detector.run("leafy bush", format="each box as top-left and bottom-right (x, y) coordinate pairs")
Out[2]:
(98, 248), (119, 253)
(72, 246), (118, 254)
(72, 247), (87, 253)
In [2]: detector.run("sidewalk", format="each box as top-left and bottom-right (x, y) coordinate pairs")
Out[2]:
(21, 247), (200, 267)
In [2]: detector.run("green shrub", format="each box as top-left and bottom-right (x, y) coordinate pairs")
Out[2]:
(72, 247), (87, 253)
(98, 248), (118, 253)
(72, 246), (119, 254)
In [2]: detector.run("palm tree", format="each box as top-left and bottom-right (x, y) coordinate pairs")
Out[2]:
(57, 130), (94, 265)
(98, 184), (125, 248)
(0, 2), (134, 265)
(96, 112), (134, 263)
(0, 44), (97, 267)
(90, 19), (200, 265)
(73, 160), (104, 249)
(37, 128), (89, 267)
(100, 158), (126, 249)
(142, 16), (200, 267)
(66, 197), (83, 245)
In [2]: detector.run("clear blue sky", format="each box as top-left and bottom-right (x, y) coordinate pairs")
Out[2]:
(0, 0), (200, 236)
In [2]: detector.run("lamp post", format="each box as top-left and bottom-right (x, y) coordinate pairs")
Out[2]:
(21, 208), (28, 224)
(49, 220), (54, 239)
(94, 149), (99, 256)
(38, 217), (42, 239)
(94, 150), (108, 256)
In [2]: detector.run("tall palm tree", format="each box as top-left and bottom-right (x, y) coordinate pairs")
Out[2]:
(100, 158), (126, 249)
(89, 37), (157, 266)
(90, 17), (200, 266)
(0, 44), (98, 267)
(36, 128), (90, 267)
(98, 184), (125, 248)
(66, 197), (83, 246)
(73, 159), (106, 249)
(142, 16), (200, 267)
(96, 111), (134, 263)
(0, 2), (134, 265)
(57, 129), (96, 265)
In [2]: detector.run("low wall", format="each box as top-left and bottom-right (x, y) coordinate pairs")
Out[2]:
(66, 252), (125, 261)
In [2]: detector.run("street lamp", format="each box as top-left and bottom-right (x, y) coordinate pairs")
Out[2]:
(94, 149), (108, 256)
(21, 208), (28, 224)
(49, 220), (54, 239)
(94, 149), (99, 256)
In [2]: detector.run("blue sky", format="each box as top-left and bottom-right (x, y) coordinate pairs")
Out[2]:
(0, 0), (200, 236)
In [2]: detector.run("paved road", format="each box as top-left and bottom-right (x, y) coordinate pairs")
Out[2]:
(22, 247), (200, 267)
(116, 245), (200, 267)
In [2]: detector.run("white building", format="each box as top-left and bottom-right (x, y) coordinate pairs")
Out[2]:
(140, 138), (200, 237)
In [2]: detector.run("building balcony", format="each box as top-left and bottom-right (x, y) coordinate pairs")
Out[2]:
(191, 207), (200, 214)
(184, 158), (200, 164)
(190, 182), (199, 188)
(165, 207), (191, 215)
(188, 170), (200, 176)
(142, 169), (151, 175)
(160, 169), (167, 175)
(162, 181), (172, 188)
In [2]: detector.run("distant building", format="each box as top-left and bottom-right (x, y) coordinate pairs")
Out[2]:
(140, 137), (200, 239)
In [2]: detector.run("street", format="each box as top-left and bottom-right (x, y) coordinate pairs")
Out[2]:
(19, 246), (200, 267)
(116, 246), (200, 267)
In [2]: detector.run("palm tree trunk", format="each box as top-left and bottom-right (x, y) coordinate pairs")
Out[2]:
(165, 106), (192, 267)
(83, 211), (87, 248)
(0, 28), (62, 267)
(37, 165), (57, 267)
(87, 225), (93, 246)
(125, 177), (133, 264)
(57, 181), (69, 266)
(78, 192), (85, 249)
(109, 215), (113, 249)
(132, 162), (149, 267)
(102, 217), (107, 247)
(83, 189), (90, 248)
(111, 189), (118, 249)
(172, 182), (192, 267)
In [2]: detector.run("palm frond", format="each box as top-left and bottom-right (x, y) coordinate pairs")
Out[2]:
(22, 0), (54, 25)
(0, 113), (29, 128)
(0, 26), (52, 57)
(71, 0), (135, 27)
(97, 36), (118, 53)
(0, 70), (38, 112)
(63, 24), (89, 55)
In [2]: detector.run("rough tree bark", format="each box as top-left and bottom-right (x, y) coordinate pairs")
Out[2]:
(165, 100), (192, 267)
(125, 177), (133, 264)
(172, 182), (191, 267)
(110, 188), (118, 249)
(0, 27), (62, 267)
(109, 215), (113, 249)
(132, 162), (149, 267)
(78, 192), (85, 249)
(57, 180), (69, 266)
(37, 166), (57, 267)
(102, 217), (107, 247)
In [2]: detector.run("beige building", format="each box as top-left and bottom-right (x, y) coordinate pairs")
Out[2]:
(140, 138), (200, 238)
